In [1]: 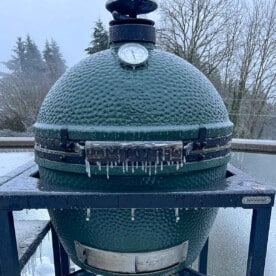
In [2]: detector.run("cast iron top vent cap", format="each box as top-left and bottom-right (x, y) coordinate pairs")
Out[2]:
(106, 0), (158, 44)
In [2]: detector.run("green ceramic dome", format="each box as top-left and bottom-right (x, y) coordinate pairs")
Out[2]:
(34, 38), (232, 275)
(35, 46), (231, 141)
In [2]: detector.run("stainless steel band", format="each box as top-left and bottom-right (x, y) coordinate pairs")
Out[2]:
(75, 240), (189, 273)
(35, 140), (231, 165)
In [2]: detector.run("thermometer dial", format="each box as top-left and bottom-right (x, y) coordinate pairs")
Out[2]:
(118, 43), (149, 66)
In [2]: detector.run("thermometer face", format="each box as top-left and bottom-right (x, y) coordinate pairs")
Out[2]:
(118, 43), (149, 66)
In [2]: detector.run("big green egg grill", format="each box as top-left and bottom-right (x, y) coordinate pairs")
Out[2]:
(33, 0), (233, 275)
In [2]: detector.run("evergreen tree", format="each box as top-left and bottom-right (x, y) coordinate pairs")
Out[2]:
(43, 39), (66, 82)
(85, 19), (109, 54)
(0, 35), (67, 132)
(2, 37), (26, 74)
(24, 35), (46, 76)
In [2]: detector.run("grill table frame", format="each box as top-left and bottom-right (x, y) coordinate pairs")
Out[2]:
(0, 161), (274, 276)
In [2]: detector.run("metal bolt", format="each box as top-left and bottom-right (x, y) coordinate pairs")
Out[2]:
(59, 155), (66, 161)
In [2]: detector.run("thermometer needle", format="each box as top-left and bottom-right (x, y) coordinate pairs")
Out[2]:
(131, 50), (136, 61)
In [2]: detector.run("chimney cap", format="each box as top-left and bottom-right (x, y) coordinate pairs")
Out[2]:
(106, 0), (158, 18)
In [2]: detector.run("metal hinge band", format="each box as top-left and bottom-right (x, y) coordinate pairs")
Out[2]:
(75, 240), (189, 273)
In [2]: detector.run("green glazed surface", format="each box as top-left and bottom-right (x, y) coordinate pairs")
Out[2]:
(35, 43), (232, 275)
(34, 45), (232, 141)
(49, 207), (218, 275)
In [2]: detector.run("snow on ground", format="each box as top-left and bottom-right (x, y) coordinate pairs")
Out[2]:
(0, 151), (54, 276)
(0, 151), (49, 221)
(19, 229), (54, 276)
(29, 257), (54, 276)
(0, 151), (34, 175)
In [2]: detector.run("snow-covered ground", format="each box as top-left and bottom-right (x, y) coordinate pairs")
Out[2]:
(0, 150), (275, 276)
(0, 150), (34, 175)
(0, 150), (54, 276)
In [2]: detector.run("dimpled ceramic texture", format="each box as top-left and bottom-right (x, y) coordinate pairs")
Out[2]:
(34, 45), (232, 275)
(38, 48), (227, 126)
(35, 46), (232, 138)
(49, 208), (218, 276)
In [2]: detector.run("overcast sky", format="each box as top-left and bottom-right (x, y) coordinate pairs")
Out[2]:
(0, 0), (159, 72)
(0, 0), (112, 71)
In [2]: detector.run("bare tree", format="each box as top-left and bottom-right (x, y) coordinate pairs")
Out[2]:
(158, 0), (276, 138)
(0, 73), (50, 130)
(158, 0), (239, 78)
(224, 0), (276, 137)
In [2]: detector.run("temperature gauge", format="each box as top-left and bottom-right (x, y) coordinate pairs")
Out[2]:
(118, 43), (149, 66)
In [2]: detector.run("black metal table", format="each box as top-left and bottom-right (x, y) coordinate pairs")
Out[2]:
(0, 162), (274, 276)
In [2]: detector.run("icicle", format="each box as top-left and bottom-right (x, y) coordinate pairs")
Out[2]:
(142, 161), (145, 171)
(106, 162), (110, 179)
(131, 208), (136, 221)
(162, 149), (165, 161)
(136, 161), (139, 169)
(175, 208), (180, 222)
(161, 161), (164, 171)
(115, 161), (118, 166)
(31, 251), (37, 276)
(176, 161), (180, 170)
(110, 161), (114, 168)
(85, 158), (91, 178)
(132, 161), (135, 173)
(97, 161), (102, 171)
(156, 150), (159, 164)
(183, 156), (186, 163)
(39, 241), (42, 263)
(155, 162), (157, 175)
(122, 161), (125, 173)
(149, 162), (152, 176)
(86, 208), (91, 221)
(126, 161), (129, 172)
(118, 153), (121, 164)
(145, 161), (148, 173)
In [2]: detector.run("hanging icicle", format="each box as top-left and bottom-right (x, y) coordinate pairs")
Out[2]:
(85, 159), (91, 178)
(86, 208), (91, 221)
(131, 208), (136, 221)
(175, 208), (180, 222)
(106, 162), (110, 179)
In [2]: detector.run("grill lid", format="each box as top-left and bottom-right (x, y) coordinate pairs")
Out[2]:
(34, 0), (232, 178)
